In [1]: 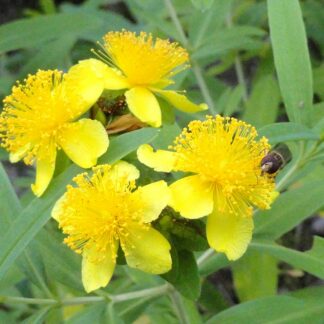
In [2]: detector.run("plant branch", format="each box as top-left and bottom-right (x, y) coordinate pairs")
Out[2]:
(197, 248), (214, 266)
(0, 296), (57, 305)
(1, 284), (171, 307)
(226, 12), (248, 103)
(168, 287), (190, 324)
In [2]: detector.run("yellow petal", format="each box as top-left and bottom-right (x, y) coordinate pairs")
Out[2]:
(31, 140), (57, 197)
(51, 194), (67, 222)
(102, 67), (130, 90)
(109, 161), (140, 182)
(82, 243), (117, 293)
(123, 224), (171, 274)
(137, 144), (176, 172)
(154, 89), (208, 113)
(59, 119), (109, 169)
(9, 143), (31, 163)
(125, 87), (161, 127)
(64, 59), (107, 115)
(135, 180), (170, 223)
(169, 175), (213, 219)
(206, 209), (254, 261)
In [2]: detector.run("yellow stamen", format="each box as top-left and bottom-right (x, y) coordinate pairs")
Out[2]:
(0, 70), (86, 165)
(101, 30), (189, 86)
(171, 115), (275, 216)
(58, 165), (148, 263)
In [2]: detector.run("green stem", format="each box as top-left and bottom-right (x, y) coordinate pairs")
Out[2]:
(112, 284), (170, 302)
(168, 288), (190, 324)
(226, 12), (248, 102)
(1, 285), (171, 306)
(0, 296), (57, 305)
(163, 0), (216, 113)
(197, 248), (214, 266)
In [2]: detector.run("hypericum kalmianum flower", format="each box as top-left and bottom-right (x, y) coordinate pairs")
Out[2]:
(137, 115), (277, 260)
(70, 30), (207, 127)
(52, 161), (171, 292)
(0, 68), (109, 196)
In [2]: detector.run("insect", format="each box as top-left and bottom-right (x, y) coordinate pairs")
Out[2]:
(261, 143), (292, 174)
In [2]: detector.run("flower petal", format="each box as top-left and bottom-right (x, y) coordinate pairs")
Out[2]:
(31, 141), (57, 197)
(51, 194), (67, 222)
(154, 89), (208, 113)
(123, 224), (171, 274)
(137, 144), (176, 172)
(9, 143), (31, 163)
(109, 161), (140, 182)
(169, 175), (214, 219)
(125, 87), (161, 127)
(59, 119), (109, 169)
(102, 67), (130, 90)
(64, 59), (107, 115)
(206, 209), (254, 261)
(82, 243), (117, 293)
(135, 180), (170, 223)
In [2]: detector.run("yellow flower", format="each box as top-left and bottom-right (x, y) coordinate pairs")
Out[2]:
(0, 69), (109, 196)
(72, 30), (208, 127)
(52, 161), (171, 292)
(137, 116), (277, 260)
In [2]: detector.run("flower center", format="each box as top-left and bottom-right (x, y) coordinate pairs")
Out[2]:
(172, 116), (275, 215)
(101, 30), (189, 86)
(59, 166), (145, 262)
(0, 70), (85, 164)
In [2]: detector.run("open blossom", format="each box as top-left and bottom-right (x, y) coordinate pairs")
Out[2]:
(52, 161), (171, 292)
(0, 68), (109, 196)
(137, 116), (277, 260)
(71, 30), (207, 127)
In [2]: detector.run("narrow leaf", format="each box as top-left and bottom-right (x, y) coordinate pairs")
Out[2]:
(232, 250), (278, 302)
(250, 237), (324, 279)
(254, 180), (324, 239)
(268, 0), (313, 125)
(258, 122), (319, 145)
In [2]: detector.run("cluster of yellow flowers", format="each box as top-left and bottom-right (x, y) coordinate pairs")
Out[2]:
(0, 30), (277, 293)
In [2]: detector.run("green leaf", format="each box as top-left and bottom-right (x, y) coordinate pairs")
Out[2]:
(193, 26), (264, 59)
(66, 303), (106, 324)
(267, 0), (313, 125)
(243, 75), (280, 128)
(199, 253), (230, 277)
(164, 250), (200, 301)
(189, 0), (233, 48)
(254, 180), (324, 239)
(0, 165), (80, 281)
(199, 279), (229, 316)
(0, 164), (50, 294)
(179, 295), (203, 324)
(0, 128), (158, 281)
(206, 294), (324, 324)
(221, 85), (244, 117)
(250, 237), (324, 279)
(232, 250), (278, 302)
(313, 64), (324, 99)
(99, 128), (159, 164)
(258, 122), (319, 145)
(36, 229), (83, 291)
(21, 307), (51, 324)
(191, 0), (215, 11)
(19, 35), (75, 77)
(0, 13), (102, 53)
(40, 0), (56, 14)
